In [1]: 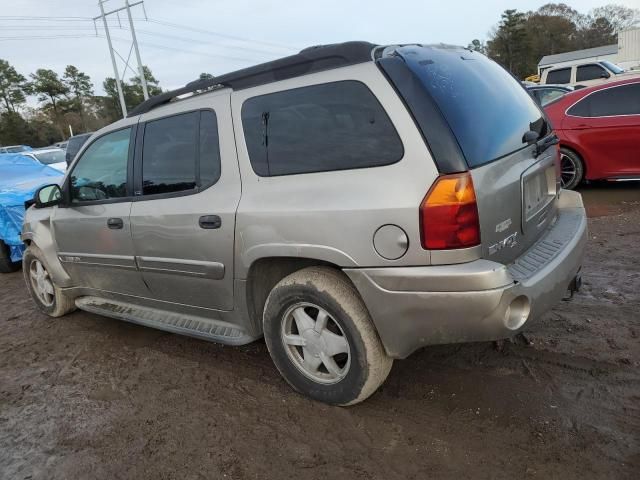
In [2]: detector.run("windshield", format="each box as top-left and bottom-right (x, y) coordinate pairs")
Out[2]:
(600, 61), (624, 74)
(33, 150), (65, 165)
(397, 46), (548, 167)
(6, 146), (28, 153)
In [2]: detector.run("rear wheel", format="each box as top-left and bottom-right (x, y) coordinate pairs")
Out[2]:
(263, 267), (392, 405)
(0, 240), (21, 273)
(23, 245), (75, 317)
(559, 148), (584, 190)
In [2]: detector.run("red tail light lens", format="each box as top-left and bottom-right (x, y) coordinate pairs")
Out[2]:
(420, 172), (481, 250)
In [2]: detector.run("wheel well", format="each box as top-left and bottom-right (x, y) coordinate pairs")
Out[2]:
(560, 145), (586, 175)
(245, 257), (339, 333)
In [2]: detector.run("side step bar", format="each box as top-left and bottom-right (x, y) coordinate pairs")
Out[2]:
(75, 296), (257, 346)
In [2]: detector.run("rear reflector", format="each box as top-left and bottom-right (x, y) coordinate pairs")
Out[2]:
(420, 172), (481, 250)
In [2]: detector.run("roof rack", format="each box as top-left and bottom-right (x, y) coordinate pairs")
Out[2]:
(127, 41), (377, 117)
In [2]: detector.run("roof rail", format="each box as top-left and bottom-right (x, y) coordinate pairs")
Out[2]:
(127, 41), (377, 117)
(127, 77), (222, 117)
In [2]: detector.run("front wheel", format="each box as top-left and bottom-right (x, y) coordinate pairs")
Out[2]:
(559, 148), (584, 190)
(263, 267), (393, 405)
(22, 245), (76, 317)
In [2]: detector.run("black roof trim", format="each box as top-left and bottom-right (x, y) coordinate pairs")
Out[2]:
(128, 41), (377, 117)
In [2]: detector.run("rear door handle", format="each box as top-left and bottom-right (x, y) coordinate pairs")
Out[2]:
(199, 215), (221, 229)
(107, 218), (124, 229)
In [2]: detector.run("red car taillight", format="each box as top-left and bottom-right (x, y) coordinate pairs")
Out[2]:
(420, 172), (481, 250)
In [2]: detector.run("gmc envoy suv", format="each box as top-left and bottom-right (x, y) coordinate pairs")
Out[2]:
(23, 42), (587, 405)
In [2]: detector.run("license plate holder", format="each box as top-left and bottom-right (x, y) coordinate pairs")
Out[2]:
(523, 165), (556, 222)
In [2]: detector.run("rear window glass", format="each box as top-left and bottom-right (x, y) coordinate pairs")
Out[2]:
(547, 68), (571, 84)
(568, 83), (640, 117)
(241, 81), (403, 176)
(537, 88), (567, 106)
(399, 47), (547, 167)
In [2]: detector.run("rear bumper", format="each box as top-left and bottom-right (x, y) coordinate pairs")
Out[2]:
(345, 190), (587, 359)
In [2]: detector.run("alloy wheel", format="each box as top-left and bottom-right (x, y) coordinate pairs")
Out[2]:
(560, 153), (578, 189)
(29, 259), (54, 307)
(281, 303), (351, 384)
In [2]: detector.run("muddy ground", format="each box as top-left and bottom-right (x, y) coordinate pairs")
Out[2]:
(1, 184), (639, 480)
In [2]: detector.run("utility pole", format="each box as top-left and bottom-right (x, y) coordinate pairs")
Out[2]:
(98, 0), (127, 116)
(94, 0), (149, 117)
(125, 0), (149, 100)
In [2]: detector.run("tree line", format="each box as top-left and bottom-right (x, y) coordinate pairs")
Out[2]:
(0, 60), (164, 148)
(469, 3), (640, 79)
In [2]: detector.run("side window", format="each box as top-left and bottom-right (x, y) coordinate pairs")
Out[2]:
(241, 81), (403, 176)
(142, 111), (198, 195)
(141, 110), (221, 195)
(70, 128), (131, 202)
(546, 68), (571, 84)
(576, 64), (607, 82)
(569, 84), (640, 117)
(538, 89), (566, 106)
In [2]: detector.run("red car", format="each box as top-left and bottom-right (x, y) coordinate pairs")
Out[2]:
(544, 78), (640, 189)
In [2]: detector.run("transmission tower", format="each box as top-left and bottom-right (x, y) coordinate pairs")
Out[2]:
(94, 0), (150, 117)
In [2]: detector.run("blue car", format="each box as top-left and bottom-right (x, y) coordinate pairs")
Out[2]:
(0, 154), (63, 272)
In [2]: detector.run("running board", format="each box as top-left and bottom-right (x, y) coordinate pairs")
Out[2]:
(75, 296), (255, 346)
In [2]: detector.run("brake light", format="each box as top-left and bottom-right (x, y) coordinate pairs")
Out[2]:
(420, 172), (481, 250)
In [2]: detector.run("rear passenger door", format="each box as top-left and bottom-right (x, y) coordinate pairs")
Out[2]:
(129, 92), (241, 311)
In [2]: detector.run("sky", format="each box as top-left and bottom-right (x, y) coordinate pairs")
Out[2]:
(2, 0), (640, 101)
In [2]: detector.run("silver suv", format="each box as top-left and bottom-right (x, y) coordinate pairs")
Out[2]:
(23, 43), (587, 405)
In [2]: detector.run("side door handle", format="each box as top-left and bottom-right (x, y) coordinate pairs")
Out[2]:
(107, 217), (124, 229)
(199, 215), (221, 229)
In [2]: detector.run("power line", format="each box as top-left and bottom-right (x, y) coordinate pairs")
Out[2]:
(144, 18), (297, 51)
(0, 34), (103, 41)
(0, 24), (293, 58)
(0, 32), (267, 65)
(0, 15), (299, 52)
(0, 16), (94, 21)
(109, 35), (269, 64)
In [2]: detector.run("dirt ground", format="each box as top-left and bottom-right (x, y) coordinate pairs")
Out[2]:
(1, 184), (639, 480)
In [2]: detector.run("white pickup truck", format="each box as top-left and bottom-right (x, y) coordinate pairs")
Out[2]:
(540, 60), (640, 87)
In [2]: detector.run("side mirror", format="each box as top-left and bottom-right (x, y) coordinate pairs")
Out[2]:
(522, 130), (540, 145)
(34, 184), (62, 208)
(600, 71), (610, 79)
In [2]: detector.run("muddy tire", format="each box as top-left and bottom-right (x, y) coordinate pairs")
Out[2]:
(263, 266), (392, 405)
(559, 148), (584, 190)
(0, 240), (21, 273)
(22, 245), (75, 317)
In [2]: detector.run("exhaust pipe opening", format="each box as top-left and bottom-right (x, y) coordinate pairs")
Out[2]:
(504, 296), (530, 330)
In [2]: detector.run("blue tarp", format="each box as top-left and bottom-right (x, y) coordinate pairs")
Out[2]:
(0, 154), (64, 262)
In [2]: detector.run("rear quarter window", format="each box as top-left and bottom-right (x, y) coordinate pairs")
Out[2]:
(241, 81), (404, 176)
(547, 68), (571, 84)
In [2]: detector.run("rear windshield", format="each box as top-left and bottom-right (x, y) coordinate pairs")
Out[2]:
(398, 46), (547, 167)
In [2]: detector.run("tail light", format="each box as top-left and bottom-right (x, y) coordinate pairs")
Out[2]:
(420, 172), (481, 250)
